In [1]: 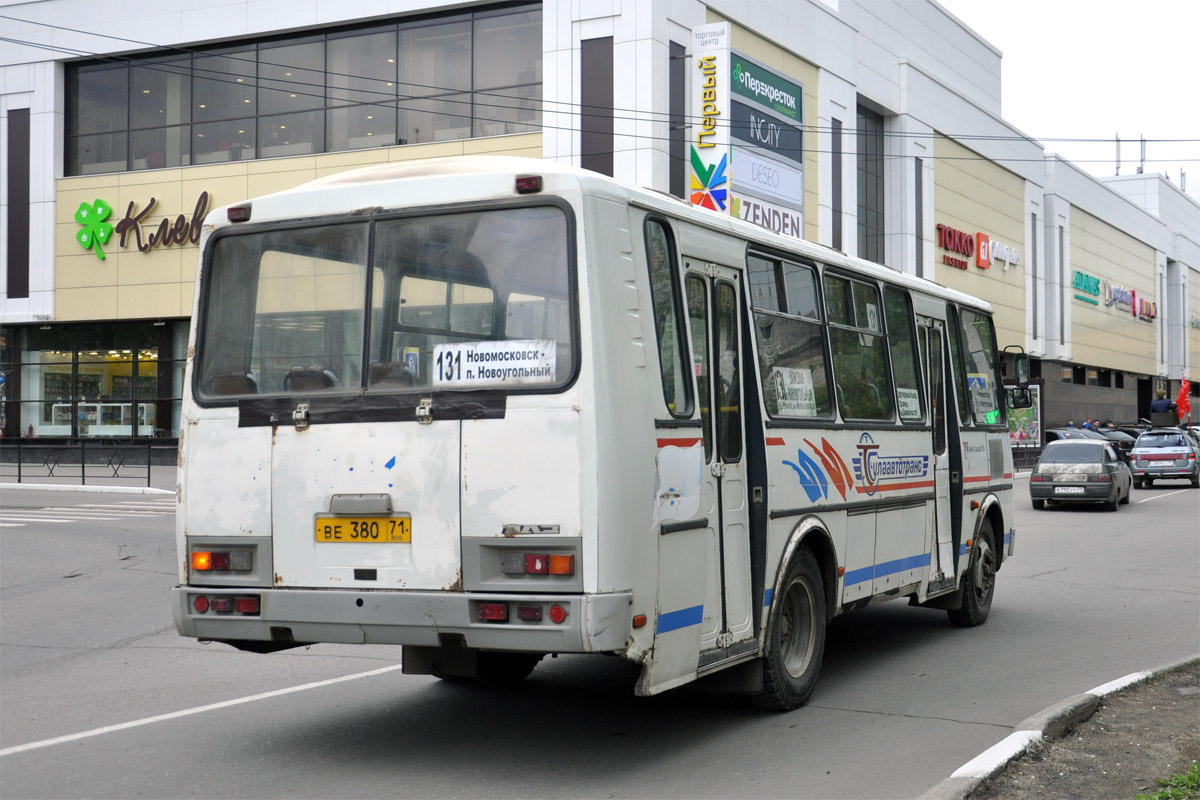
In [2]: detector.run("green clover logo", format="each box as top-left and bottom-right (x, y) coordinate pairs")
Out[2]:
(75, 199), (114, 261)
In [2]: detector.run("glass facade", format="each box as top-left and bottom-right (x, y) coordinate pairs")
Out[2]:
(65, 4), (541, 175)
(0, 322), (188, 439)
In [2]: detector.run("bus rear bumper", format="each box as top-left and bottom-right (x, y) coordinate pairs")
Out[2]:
(172, 587), (633, 654)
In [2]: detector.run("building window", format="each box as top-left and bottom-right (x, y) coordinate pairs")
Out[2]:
(856, 105), (885, 265)
(1, 322), (188, 440)
(65, 4), (541, 175)
(1061, 365), (1073, 383)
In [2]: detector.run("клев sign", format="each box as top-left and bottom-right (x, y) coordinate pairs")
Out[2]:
(74, 192), (210, 261)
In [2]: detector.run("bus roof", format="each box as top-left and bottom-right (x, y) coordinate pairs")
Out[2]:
(214, 155), (992, 315)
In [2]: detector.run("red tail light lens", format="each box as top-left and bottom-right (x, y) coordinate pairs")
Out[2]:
(517, 605), (543, 622)
(210, 597), (234, 613)
(524, 554), (549, 575)
(192, 595), (209, 613)
(478, 603), (508, 622)
(211, 552), (231, 570)
(548, 604), (567, 624)
(515, 175), (542, 194)
(1030, 474), (1043, 482)
(234, 596), (260, 614)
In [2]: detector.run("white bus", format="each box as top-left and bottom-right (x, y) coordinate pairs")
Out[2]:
(173, 156), (1030, 710)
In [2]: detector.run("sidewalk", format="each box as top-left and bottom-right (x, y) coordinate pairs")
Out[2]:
(0, 464), (176, 494)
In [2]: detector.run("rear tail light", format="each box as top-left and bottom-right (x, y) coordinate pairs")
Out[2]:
(515, 175), (543, 194)
(478, 603), (508, 622)
(1095, 473), (1112, 483)
(191, 549), (253, 572)
(1030, 474), (1044, 482)
(193, 595), (209, 613)
(517, 605), (543, 622)
(548, 604), (567, 624)
(234, 596), (260, 614)
(210, 597), (234, 613)
(548, 554), (574, 576)
(501, 551), (575, 577)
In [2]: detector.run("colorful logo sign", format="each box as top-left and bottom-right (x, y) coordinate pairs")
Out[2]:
(783, 437), (854, 503)
(851, 433), (931, 496)
(690, 147), (729, 211)
(74, 199), (115, 261)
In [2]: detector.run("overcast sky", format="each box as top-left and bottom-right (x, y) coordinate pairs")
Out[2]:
(937, 0), (1200, 201)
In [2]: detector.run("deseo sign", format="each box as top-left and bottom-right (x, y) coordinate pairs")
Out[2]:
(74, 192), (210, 261)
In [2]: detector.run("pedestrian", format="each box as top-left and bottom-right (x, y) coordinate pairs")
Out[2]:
(1067, 420), (1076, 428)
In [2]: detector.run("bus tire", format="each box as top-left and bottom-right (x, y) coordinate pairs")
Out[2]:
(1031, 499), (1045, 510)
(948, 521), (995, 628)
(753, 547), (826, 711)
(472, 651), (543, 685)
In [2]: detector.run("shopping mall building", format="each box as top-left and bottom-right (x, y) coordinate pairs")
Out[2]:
(2, 0), (1197, 442)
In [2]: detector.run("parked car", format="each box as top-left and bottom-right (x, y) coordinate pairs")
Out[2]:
(1099, 429), (1136, 460)
(1130, 428), (1200, 488)
(1029, 440), (1132, 511)
(1043, 427), (1112, 444)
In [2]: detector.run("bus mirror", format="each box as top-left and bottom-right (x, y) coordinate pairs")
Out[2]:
(1004, 347), (1030, 386)
(1007, 387), (1032, 409)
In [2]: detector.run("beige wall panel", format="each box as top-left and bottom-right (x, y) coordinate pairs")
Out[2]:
(1191, 278), (1200, 377)
(117, 248), (185, 295)
(722, 18), (820, 243)
(932, 136), (1026, 348)
(247, 168), (318, 199)
(56, 253), (115, 290)
(118, 282), (184, 319)
(462, 133), (542, 155)
(180, 280), (196, 319)
(57, 287), (118, 320)
(313, 149), (391, 178)
(1067, 207), (1157, 374)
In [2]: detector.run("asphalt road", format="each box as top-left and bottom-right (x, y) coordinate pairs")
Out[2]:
(1, 480), (1197, 799)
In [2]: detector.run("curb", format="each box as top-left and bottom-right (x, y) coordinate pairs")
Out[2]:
(917, 653), (1200, 800)
(0, 482), (174, 495)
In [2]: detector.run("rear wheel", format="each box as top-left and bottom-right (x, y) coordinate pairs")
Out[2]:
(753, 547), (826, 711)
(1144, 478), (1154, 488)
(1133, 478), (1143, 489)
(1031, 499), (1045, 510)
(1105, 493), (1119, 512)
(948, 522), (996, 628)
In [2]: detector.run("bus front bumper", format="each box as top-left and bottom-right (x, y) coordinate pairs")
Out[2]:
(173, 587), (634, 654)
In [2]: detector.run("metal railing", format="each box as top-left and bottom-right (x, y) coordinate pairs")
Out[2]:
(1010, 444), (1043, 470)
(0, 439), (176, 488)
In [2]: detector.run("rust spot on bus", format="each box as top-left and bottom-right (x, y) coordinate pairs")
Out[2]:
(274, 572), (284, 585)
(444, 570), (462, 592)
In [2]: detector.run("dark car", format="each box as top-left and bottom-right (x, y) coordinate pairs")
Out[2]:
(1130, 428), (1200, 488)
(1029, 440), (1132, 511)
(1043, 427), (1112, 444)
(1100, 429), (1136, 460)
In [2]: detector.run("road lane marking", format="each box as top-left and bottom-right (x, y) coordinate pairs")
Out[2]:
(0, 663), (406, 757)
(1134, 489), (1190, 504)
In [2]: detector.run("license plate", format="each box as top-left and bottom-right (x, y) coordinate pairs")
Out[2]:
(315, 516), (411, 543)
(1054, 486), (1085, 495)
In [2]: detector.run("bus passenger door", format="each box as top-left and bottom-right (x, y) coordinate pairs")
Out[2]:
(921, 317), (955, 585)
(683, 263), (753, 655)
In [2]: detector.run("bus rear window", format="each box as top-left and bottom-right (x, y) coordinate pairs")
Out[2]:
(195, 205), (574, 401)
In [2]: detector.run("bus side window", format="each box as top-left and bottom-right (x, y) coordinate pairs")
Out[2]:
(883, 285), (924, 423)
(824, 273), (894, 421)
(748, 255), (834, 420)
(643, 218), (692, 418)
(945, 305), (972, 425)
(958, 307), (1004, 425)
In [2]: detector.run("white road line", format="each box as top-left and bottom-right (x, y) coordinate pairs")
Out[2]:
(0, 522), (26, 527)
(0, 664), (406, 757)
(0, 515), (120, 521)
(1134, 489), (1190, 504)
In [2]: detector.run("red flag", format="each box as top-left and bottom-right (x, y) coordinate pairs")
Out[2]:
(1178, 376), (1192, 420)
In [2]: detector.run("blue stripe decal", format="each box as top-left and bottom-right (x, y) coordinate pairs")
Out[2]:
(844, 565), (875, 586)
(959, 543), (968, 557)
(657, 605), (703, 633)
(763, 588), (774, 606)
(1004, 532), (1011, 545)
(844, 553), (933, 587)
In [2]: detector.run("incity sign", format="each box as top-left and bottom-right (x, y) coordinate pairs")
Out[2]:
(74, 192), (210, 261)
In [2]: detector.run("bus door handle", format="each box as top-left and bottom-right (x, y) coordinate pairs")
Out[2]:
(710, 462), (727, 478)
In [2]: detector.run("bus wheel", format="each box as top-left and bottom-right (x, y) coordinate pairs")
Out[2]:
(753, 547), (826, 711)
(948, 522), (995, 628)
(474, 652), (543, 685)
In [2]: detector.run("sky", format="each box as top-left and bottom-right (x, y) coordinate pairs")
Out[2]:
(937, 0), (1200, 202)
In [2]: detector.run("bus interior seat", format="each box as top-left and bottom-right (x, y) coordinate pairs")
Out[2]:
(209, 371), (259, 395)
(283, 366), (340, 391)
(369, 361), (415, 388)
